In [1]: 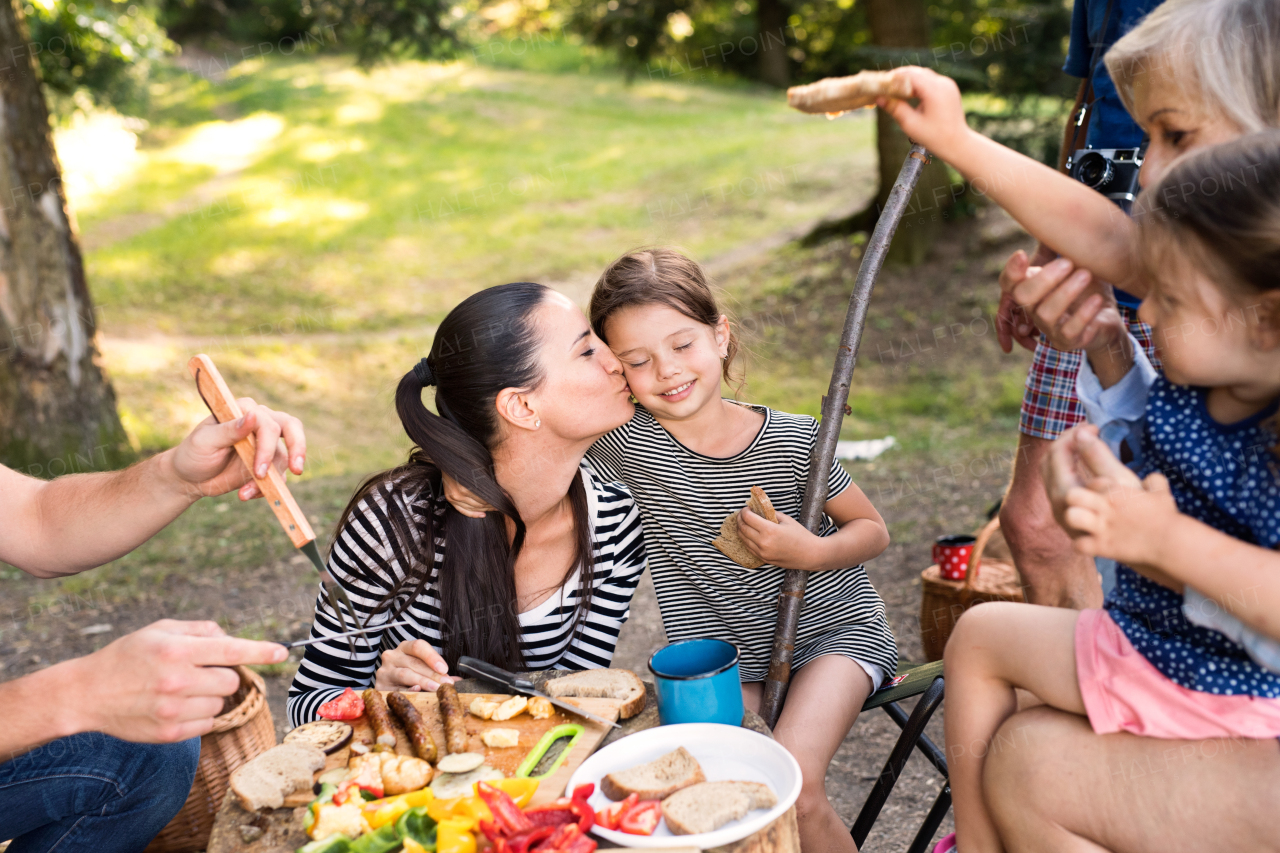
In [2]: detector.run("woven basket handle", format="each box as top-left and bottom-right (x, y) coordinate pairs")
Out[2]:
(962, 516), (1000, 590)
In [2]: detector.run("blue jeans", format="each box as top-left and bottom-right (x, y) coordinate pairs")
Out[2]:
(0, 732), (199, 852)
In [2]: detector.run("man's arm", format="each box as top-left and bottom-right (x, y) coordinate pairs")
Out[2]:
(0, 621), (289, 759)
(0, 401), (305, 578)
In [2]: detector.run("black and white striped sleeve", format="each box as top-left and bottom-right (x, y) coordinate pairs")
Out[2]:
(286, 484), (427, 727)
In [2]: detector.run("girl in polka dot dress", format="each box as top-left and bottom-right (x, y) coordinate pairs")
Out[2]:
(941, 134), (1280, 852)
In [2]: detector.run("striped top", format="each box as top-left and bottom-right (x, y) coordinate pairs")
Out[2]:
(287, 465), (646, 727)
(586, 403), (898, 683)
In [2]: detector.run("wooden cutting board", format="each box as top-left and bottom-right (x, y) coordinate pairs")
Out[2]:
(284, 692), (623, 808)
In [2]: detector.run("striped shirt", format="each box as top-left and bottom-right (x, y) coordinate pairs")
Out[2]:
(287, 465), (646, 727)
(586, 403), (898, 683)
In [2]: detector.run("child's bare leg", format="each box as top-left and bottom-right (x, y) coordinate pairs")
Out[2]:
(743, 655), (873, 853)
(944, 603), (1086, 853)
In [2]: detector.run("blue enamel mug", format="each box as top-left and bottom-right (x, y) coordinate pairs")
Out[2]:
(648, 638), (745, 726)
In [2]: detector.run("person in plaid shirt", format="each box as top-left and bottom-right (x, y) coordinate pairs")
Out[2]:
(991, 0), (1163, 609)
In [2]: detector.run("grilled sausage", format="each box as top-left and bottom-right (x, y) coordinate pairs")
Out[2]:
(388, 691), (437, 763)
(437, 682), (469, 754)
(362, 688), (398, 748)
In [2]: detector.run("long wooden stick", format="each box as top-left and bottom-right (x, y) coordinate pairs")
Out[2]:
(759, 143), (932, 729)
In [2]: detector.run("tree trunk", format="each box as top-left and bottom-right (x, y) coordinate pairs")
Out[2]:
(757, 0), (790, 88)
(0, 0), (132, 474)
(866, 0), (953, 265)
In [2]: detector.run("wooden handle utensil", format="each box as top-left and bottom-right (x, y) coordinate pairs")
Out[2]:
(187, 353), (316, 548)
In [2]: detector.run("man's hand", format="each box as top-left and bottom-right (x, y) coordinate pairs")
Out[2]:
(60, 620), (288, 743)
(375, 640), (459, 692)
(1010, 258), (1126, 355)
(172, 399), (307, 501)
(736, 508), (828, 571)
(997, 245), (1058, 353)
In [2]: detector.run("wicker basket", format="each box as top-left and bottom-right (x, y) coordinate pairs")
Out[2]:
(919, 517), (1025, 661)
(145, 666), (276, 853)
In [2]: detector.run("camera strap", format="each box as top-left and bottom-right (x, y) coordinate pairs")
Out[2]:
(1068, 0), (1118, 156)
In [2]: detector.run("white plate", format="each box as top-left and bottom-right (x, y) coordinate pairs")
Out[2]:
(566, 723), (801, 849)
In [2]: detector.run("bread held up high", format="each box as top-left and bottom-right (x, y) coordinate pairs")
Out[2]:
(786, 69), (915, 115)
(712, 486), (778, 568)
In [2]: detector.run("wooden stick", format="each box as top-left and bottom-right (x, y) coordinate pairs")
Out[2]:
(758, 145), (932, 730)
(187, 353), (316, 548)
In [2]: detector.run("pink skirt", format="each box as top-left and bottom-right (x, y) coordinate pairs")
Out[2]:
(1075, 608), (1280, 739)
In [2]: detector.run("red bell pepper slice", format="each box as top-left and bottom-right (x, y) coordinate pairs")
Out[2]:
(478, 782), (533, 835)
(618, 800), (662, 836)
(524, 809), (573, 829)
(506, 826), (556, 853)
(595, 793), (637, 831)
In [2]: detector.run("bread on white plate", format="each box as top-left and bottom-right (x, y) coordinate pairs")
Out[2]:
(661, 781), (778, 836)
(544, 669), (646, 719)
(600, 746), (705, 801)
(229, 742), (325, 811)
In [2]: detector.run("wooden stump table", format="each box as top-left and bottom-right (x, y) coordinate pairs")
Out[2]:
(208, 674), (798, 853)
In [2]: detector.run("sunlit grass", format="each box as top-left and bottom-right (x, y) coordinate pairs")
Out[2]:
(70, 52), (877, 341)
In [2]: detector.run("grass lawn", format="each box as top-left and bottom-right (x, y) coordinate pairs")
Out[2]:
(9, 43), (1034, 622)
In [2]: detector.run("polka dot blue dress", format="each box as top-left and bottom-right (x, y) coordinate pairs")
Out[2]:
(1106, 375), (1280, 698)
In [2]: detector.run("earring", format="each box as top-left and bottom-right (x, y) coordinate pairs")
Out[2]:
(534, 419), (541, 428)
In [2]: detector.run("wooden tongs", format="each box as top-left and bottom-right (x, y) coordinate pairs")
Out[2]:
(188, 354), (369, 654)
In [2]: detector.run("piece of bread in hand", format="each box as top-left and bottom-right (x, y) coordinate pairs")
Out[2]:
(543, 668), (646, 719)
(786, 69), (914, 115)
(229, 742), (326, 811)
(661, 781), (778, 835)
(600, 746), (706, 801)
(712, 486), (778, 569)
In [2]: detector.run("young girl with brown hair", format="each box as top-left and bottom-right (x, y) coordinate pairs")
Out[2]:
(587, 248), (896, 853)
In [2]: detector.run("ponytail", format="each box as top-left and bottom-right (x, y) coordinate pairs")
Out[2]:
(332, 283), (595, 671)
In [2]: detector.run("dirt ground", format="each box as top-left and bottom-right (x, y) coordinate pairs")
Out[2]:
(1, 210), (1038, 851)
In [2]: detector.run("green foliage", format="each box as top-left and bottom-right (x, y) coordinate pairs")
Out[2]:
(25, 0), (173, 113)
(158, 0), (467, 67)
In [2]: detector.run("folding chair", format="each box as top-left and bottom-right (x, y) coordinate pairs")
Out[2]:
(851, 660), (949, 853)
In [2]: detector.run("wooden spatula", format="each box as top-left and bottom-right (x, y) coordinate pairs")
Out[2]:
(187, 353), (368, 653)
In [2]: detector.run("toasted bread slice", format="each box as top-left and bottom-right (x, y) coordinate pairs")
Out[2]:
(600, 746), (705, 802)
(544, 668), (646, 719)
(787, 69), (914, 115)
(712, 486), (777, 568)
(229, 742), (325, 811)
(661, 781), (778, 835)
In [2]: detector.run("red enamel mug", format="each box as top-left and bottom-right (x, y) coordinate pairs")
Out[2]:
(933, 534), (977, 581)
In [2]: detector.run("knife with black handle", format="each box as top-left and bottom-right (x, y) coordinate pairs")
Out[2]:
(457, 656), (621, 729)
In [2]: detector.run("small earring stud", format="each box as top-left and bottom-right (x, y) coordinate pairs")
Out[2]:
(534, 419), (541, 428)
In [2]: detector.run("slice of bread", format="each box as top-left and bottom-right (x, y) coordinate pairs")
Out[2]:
(661, 781), (778, 836)
(600, 746), (706, 801)
(544, 669), (646, 720)
(712, 486), (777, 569)
(230, 742), (325, 811)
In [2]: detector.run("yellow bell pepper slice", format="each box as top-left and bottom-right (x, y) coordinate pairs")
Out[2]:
(403, 839), (431, 853)
(364, 788), (435, 829)
(425, 778), (538, 826)
(437, 818), (478, 853)
(488, 777), (539, 807)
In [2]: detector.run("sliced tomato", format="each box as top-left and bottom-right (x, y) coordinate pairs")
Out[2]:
(595, 794), (637, 831)
(317, 687), (365, 721)
(618, 800), (662, 836)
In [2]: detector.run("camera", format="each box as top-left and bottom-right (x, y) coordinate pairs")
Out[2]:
(1067, 143), (1146, 212)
